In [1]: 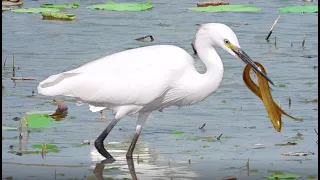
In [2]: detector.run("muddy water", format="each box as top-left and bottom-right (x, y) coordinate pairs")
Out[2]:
(2, 0), (318, 179)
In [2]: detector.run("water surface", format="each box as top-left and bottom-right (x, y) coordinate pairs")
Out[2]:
(2, 0), (318, 179)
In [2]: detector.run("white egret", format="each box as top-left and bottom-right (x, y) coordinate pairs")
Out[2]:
(37, 23), (274, 161)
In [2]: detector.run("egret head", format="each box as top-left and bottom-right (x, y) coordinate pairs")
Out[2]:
(195, 23), (274, 86)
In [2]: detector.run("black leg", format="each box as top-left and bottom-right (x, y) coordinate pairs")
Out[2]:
(94, 118), (120, 161)
(125, 112), (150, 180)
(127, 156), (138, 180)
(126, 132), (140, 159)
(126, 112), (149, 158)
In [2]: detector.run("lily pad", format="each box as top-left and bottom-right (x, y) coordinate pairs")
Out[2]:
(304, 82), (315, 87)
(32, 144), (57, 150)
(278, 84), (286, 88)
(188, 136), (216, 142)
(11, 8), (60, 13)
(103, 167), (120, 172)
(267, 170), (283, 175)
(307, 175), (317, 180)
(170, 130), (184, 134)
(25, 114), (55, 128)
(263, 173), (301, 179)
(87, 1), (153, 12)
(189, 5), (261, 13)
(2, 125), (18, 131)
(42, 12), (76, 21)
(41, 2), (80, 9)
(249, 169), (259, 173)
(278, 5), (318, 13)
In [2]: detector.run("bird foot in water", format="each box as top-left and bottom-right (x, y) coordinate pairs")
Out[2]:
(100, 158), (116, 164)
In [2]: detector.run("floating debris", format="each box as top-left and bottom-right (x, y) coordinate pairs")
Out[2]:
(50, 100), (68, 119)
(223, 176), (237, 180)
(264, 173), (301, 179)
(199, 123), (206, 129)
(275, 142), (297, 146)
(189, 5), (261, 13)
(11, 77), (35, 80)
(2, 0), (23, 7)
(311, 99), (318, 103)
(252, 144), (265, 149)
(197, 1), (229, 7)
(281, 152), (314, 156)
(135, 35), (154, 42)
(302, 34), (306, 47)
(81, 140), (90, 145)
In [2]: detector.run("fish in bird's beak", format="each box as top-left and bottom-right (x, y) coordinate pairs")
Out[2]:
(229, 45), (275, 86)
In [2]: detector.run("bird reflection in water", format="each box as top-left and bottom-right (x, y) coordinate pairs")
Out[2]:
(93, 157), (138, 180)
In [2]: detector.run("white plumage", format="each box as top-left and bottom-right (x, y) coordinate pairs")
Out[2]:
(38, 44), (221, 119)
(37, 23), (273, 161)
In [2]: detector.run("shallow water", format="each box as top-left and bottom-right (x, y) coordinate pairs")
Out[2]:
(2, 0), (318, 179)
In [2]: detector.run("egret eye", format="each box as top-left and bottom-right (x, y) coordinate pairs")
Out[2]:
(224, 39), (230, 44)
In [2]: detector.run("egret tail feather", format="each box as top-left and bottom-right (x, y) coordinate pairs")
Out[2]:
(37, 72), (80, 96)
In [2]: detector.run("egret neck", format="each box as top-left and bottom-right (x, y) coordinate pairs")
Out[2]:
(193, 39), (224, 98)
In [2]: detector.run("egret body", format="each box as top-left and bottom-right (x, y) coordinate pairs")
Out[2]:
(37, 23), (273, 161)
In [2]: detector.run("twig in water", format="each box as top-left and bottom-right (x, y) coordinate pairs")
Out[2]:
(288, 96), (291, 109)
(3, 56), (7, 68)
(246, 158), (250, 176)
(41, 143), (46, 159)
(274, 37), (277, 46)
(11, 77), (35, 81)
(199, 123), (206, 129)
(314, 129), (318, 144)
(12, 54), (16, 77)
(137, 154), (139, 164)
(291, 42), (293, 47)
(302, 34), (306, 47)
(217, 133), (223, 140)
(265, 15), (280, 40)
(23, 117), (30, 133)
(19, 119), (23, 139)
(246, 158), (249, 168)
